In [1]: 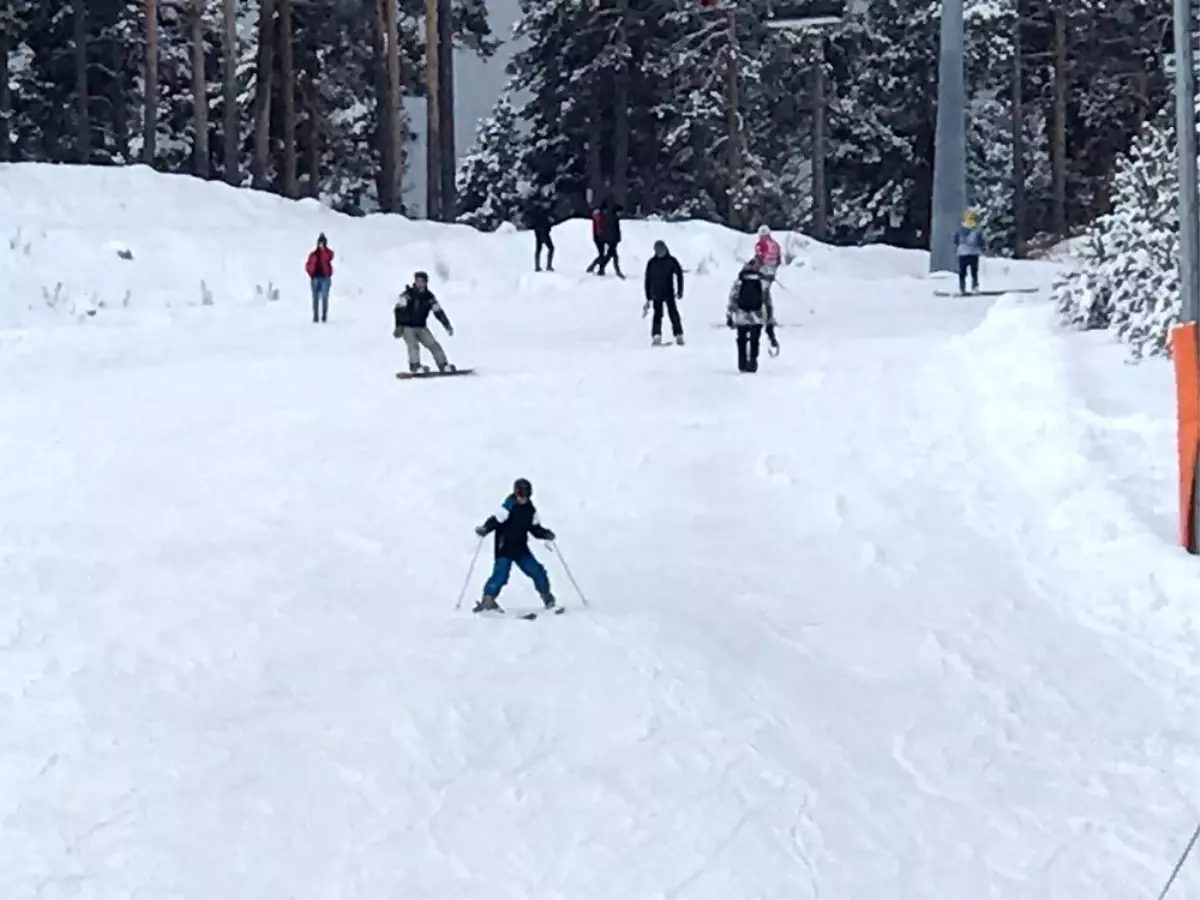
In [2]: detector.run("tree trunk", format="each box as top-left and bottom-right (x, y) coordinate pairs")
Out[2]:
(725, 7), (741, 227)
(0, 6), (10, 162)
(190, 0), (209, 177)
(437, 0), (454, 217)
(251, 0), (276, 189)
(384, 0), (403, 213)
(143, 0), (157, 165)
(1011, 2), (1025, 258)
(811, 35), (827, 241)
(425, 0), (442, 219)
(1051, 0), (1067, 237)
(222, 0), (238, 184)
(111, 36), (129, 160)
(587, 86), (602, 206)
(73, 0), (90, 163)
(612, 0), (630, 208)
(280, 0), (296, 197)
(306, 77), (320, 198)
(370, 1), (391, 206)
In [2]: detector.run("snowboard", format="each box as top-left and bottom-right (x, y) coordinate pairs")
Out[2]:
(933, 288), (1040, 297)
(396, 367), (475, 380)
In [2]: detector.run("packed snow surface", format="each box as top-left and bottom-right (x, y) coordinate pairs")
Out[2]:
(0, 164), (1196, 898)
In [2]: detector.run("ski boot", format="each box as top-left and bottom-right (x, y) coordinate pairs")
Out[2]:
(438, 362), (457, 374)
(473, 595), (502, 614)
(409, 361), (427, 375)
(651, 334), (663, 346)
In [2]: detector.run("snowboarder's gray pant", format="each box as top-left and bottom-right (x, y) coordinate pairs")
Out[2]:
(400, 326), (448, 368)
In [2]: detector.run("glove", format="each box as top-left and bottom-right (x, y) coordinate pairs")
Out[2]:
(393, 327), (402, 338)
(446, 325), (454, 337)
(726, 314), (733, 329)
(642, 301), (650, 318)
(474, 524), (488, 537)
(542, 530), (557, 542)
(768, 340), (781, 358)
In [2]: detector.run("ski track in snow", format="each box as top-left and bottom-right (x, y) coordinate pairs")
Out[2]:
(0, 168), (1196, 899)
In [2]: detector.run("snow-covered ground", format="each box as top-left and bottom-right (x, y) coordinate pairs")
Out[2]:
(0, 163), (1196, 899)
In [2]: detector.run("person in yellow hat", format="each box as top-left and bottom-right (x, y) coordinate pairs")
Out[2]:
(953, 210), (985, 294)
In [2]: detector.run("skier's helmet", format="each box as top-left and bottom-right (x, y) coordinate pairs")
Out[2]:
(513, 478), (533, 500)
(757, 225), (770, 237)
(414, 270), (429, 283)
(653, 240), (668, 256)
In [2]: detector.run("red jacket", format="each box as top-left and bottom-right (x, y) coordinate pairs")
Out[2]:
(591, 210), (605, 238)
(754, 235), (781, 266)
(306, 246), (334, 278)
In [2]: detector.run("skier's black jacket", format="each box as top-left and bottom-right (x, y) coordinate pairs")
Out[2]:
(600, 205), (621, 243)
(394, 286), (451, 330)
(478, 494), (554, 560)
(526, 201), (551, 235)
(644, 252), (684, 300)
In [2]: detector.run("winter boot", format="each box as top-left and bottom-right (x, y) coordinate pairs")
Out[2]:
(674, 334), (685, 346)
(439, 362), (457, 374)
(651, 334), (663, 346)
(473, 595), (502, 613)
(539, 591), (557, 610)
(409, 361), (423, 374)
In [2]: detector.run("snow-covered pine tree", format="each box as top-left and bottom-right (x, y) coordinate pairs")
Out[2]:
(456, 89), (524, 229)
(1052, 99), (1187, 357)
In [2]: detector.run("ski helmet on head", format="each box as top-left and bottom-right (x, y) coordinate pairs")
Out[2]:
(513, 478), (533, 499)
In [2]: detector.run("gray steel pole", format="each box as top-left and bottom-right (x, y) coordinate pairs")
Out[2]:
(1177, 0), (1200, 325)
(929, 0), (966, 273)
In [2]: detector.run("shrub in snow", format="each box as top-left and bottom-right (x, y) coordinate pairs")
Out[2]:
(1051, 102), (1185, 358)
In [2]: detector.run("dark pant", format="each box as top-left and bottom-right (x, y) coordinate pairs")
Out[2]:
(958, 255), (979, 293)
(483, 553), (550, 598)
(651, 295), (683, 339)
(588, 240), (621, 276)
(535, 230), (554, 270)
(736, 324), (762, 372)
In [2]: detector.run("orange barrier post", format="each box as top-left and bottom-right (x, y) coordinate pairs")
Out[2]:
(1171, 322), (1200, 553)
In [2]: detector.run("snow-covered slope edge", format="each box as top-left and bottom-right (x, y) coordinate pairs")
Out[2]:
(917, 294), (1197, 669)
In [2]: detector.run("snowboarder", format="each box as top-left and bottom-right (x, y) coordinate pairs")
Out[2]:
(393, 271), (456, 374)
(754, 225), (782, 296)
(472, 478), (558, 613)
(527, 198), (555, 272)
(305, 233), (334, 323)
(726, 258), (779, 373)
(953, 211), (985, 294)
(643, 239), (685, 345)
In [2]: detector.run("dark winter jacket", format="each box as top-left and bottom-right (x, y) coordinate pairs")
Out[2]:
(394, 286), (452, 330)
(644, 252), (684, 300)
(601, 207), (622, 244)
(479, 494), (554, 560)
(591, 209), (605, 239)
(953, 226), (984, 256)
(526, 202), (552, 235)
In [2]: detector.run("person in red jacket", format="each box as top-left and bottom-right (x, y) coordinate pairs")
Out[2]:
(304, 233), (334, 323)
(754, 225), (782, 297)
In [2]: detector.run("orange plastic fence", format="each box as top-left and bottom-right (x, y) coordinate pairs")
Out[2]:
(1171, 322), (1200, 553)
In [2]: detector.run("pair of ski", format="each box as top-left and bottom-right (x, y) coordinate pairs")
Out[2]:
(476, 606), (566, 621)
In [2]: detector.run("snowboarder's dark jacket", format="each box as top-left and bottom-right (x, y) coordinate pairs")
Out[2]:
(600, 206), (621, 243)
(644, 251), (683, 300)
(478, 494), (554, 560)
(394, 286), (451, 330)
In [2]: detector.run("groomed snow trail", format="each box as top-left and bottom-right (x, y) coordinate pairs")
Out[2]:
(0, 185), (1196, 897)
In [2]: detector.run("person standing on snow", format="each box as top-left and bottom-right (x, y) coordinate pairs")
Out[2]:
(305, 233), (334, 323)
(472, 478), (558, 614)
(587, 199), (624, 278)
(643, 240), (685, 346)
(953, 210), (985, 295)
(393, 271), (457, 374)
(527, 198), (555, 273)
(754, 225), (782, 297)
(726, 258), (780, 373)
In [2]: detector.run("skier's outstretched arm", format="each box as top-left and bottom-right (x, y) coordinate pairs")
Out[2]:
(431, 301), (453, 334)
(529, 512), (556, 542)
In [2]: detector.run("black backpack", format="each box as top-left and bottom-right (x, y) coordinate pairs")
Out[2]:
(736, 273), (764, 312)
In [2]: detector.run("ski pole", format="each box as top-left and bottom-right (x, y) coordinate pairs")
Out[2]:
(454, 535), (485, 610)
(548, 541), (590, 607)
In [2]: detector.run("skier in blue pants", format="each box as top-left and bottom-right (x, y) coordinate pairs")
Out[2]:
(473, 478), (557, 613)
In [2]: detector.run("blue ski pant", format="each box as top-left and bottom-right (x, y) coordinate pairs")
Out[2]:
(484, 553), (550, 598)
(311, 276), (331, 320)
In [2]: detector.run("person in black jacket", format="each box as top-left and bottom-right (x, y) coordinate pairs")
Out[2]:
(726, 259), (780, 373)
(527, 199), (555, 272)
(473, 478), (558, 613)
(643, 240), (685, 345)
(393, 271), (456, 374)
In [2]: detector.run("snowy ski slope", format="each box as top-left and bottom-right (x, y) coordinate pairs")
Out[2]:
(0, 164), (1196, 898)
